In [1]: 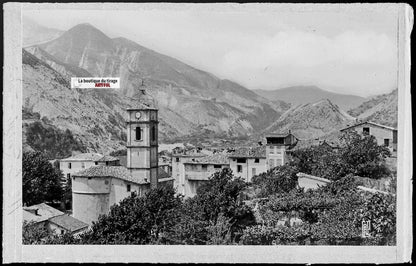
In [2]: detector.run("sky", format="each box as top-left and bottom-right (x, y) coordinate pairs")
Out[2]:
(23, 3), (399, 97)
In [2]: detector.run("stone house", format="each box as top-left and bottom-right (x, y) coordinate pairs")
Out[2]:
(182, 153), (230, 198)
(23, 203), (89, 236)
(340, 121), (397, 152)
(229, 146), (267, 183)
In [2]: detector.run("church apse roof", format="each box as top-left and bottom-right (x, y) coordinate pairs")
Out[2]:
(72, 166), (148, 184)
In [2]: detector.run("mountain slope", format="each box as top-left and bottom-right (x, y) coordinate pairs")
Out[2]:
(22, 49), (201, 153)
(23, 16), (63, 47)
(25, 23), (289, 144)
(254, 86), (366, 111)
(348, 89), (398, 127)
(263, 99), (355, 140)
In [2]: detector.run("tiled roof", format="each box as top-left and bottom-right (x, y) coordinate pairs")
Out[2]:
(340, 121), (397, 132)
(73, 166), (148, 184)
(184, 153), (230, 165)
(171, 152), (207, 158)
(291, 139), (339, 150)
(96, 155), (119, 162)
(23, 203), (64, 224)
(228, 146), (266, 158)
(60, 153), (103, 162)
(48, 215), (89, 232)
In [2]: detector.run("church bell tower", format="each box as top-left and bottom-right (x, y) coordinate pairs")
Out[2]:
(126, 107), (159, 188)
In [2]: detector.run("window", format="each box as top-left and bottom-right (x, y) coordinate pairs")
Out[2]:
(95, 162), (98, 165)
(252, 168), (256, 176)
(384, 139), (390, 146)
(106, 161), (109, 166)
(176, 158), (180, 162)
(254, 158), (260, 163)
(269, 147), (274, 154)
(127, 184), (131, 192)
(81, 162), (85, 168)
(237, 165), (243, 173)
(269, 159), (275, 169)
(363, 127), (370, 135)
(135, 127), (142, 141)
(68, 162), (71, 169)
(67, 173), (71, 179)
(236, 158), (246, 164)
(214, 165), (222, 169)
(201, 165), (207, 171)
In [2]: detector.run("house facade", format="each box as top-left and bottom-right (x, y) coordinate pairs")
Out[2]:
(182, 154), (230, 197)
(265, 133), (298, 170)
(340, 121), (397, 152)
(23, 203), (89, 236)
(59, 153), (104, 183)
(171, 152), (207, 195)
(229, 146), (267, 183)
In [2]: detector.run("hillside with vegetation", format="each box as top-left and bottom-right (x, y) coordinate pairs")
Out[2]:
(348, 89), (398, 128)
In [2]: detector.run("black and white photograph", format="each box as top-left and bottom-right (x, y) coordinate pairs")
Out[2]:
(3, 2), (412, 263)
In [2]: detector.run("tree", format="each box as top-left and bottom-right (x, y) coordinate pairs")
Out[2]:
(252, 164), (299, 197)
(338, 131), (391, 178)
(291, 131), (392, 180)
(165, 168), (255, 244)
(78, 185), (182, 244)
(23, 151), (63, 206)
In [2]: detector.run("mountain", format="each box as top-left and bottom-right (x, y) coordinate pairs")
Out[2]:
(263, 99), (355, 140)
(23, 17), (63, 47)
(348, 89), (398, 128)
(253, 86), (366, 111)
(23, 23), (290, 153)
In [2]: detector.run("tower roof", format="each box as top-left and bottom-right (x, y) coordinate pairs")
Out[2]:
(73, 166), (148, 184)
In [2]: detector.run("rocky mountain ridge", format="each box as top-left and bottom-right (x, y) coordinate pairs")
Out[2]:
(254, 85), (366, 111)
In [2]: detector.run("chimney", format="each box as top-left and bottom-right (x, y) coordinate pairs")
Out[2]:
(26, 208), (39, 215)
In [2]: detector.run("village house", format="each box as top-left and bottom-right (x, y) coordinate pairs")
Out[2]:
(59, 153), (120, 186)
(23, 203), (89, 237)
(229, 146), (267, 183)
(71, 106), (174, 225)
(265, 132), (298, 170)
(182, 153), (230, 197)
(340, 121), (397, 152)
(171, 151), (207, 195)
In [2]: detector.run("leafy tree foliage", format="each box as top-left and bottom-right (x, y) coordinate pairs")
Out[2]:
(109, 149), (127, 157)
(23, 151), (63, 206)
(252, 164), (299, 197)
(338, 131), (391, 178)
(26, 121), (86, 159)
(79, 185), (182, 244)
(22, 221), (50, 244)
(292, 131), (391, 180)
(165, 168), (255, 244)
(241, 175), (396, 245)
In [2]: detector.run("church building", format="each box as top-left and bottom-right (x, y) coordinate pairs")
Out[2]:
(71, 102), (173, 225)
